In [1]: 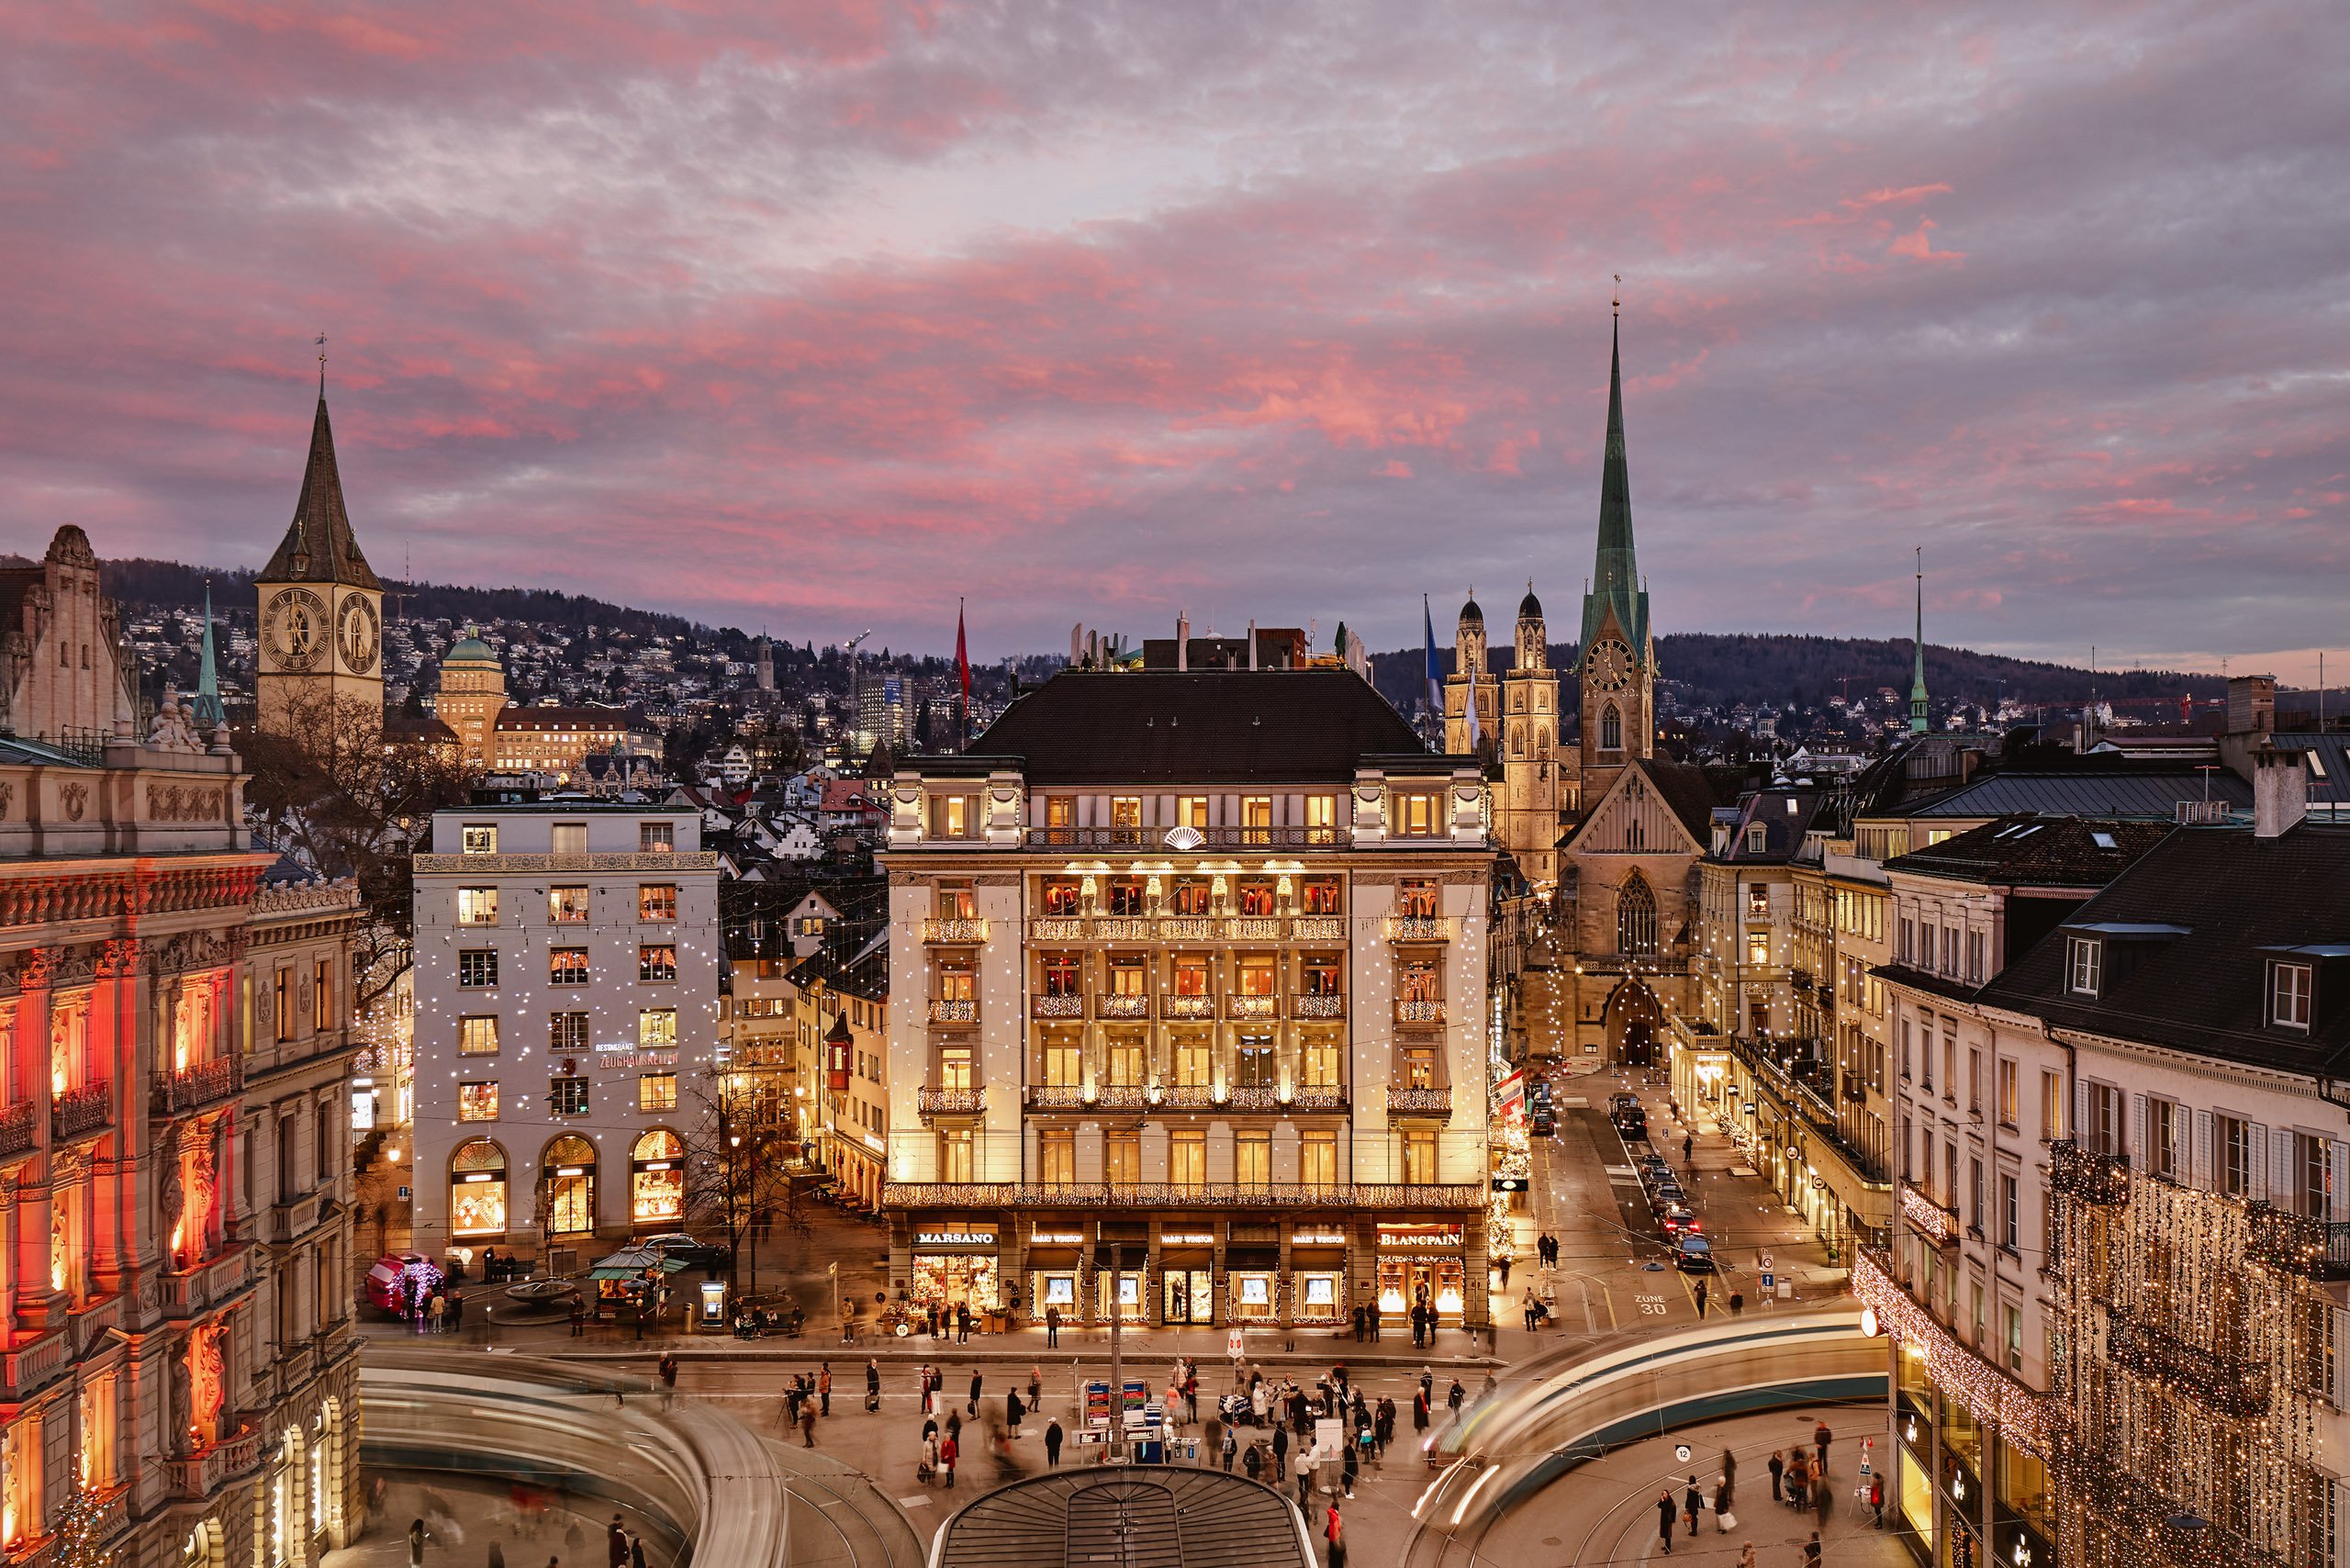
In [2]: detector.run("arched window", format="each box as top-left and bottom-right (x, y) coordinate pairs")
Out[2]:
(1509, 723), (1524, 758)
(543, 1134), (598, 1236)
(1617, 872), (1659, 957)
(631, 1129), (685, 1226)
(1600, 703), (1622, 752)
(1536, 726), (1550, 759)
(449, 1139), (508, 1238)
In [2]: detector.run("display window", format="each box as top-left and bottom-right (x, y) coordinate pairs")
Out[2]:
(1035, 1272), (1079, 1309)
(1229, 1272), (1277, 1320)
(631, 1129), (685, 1224)
(1162, 1270), (1213, 1324)
(913, 1254), (999, 1310)
(1376, 1256), (1466, 1317)
(543, 1134), (596, 1235)
(1295, 1271), (1343, 1320)
(1095, 1270), (1146, 1322)
(450, 1139), (508, 1238)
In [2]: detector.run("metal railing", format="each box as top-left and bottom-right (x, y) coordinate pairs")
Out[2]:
(1031, 993), (1085, 1018)
(1899, 1182), (1959, 1247)
(1096, 994), (1149, 1019)
(921, 918), (990, 944)
(917, 1087), (987, 1117)
(1160, 995), (1215, 1020)
(1024, 826), (1348, 851)
(1383, 916), (1451, 943)
(151, 1057), (243, 1117)
(1292, 916), (1346, 941)
(2244, 1202), (2350, 1282)
(1225, 994), (1278, 1020)
(927, 999), (978, 1025)
(0, 1100), (35, 1159)
(52, 1081), (113, 1141)
(2047, 1140), (2131, 1208)
(1396, 999), (1447, 1025)
(1292, 992), (1345, 1018)
(1388, 1086), (1453, 1116)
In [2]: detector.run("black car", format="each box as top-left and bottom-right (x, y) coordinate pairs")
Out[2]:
(1608, 1094), (1648, 1138)
(640, 1232), (734, 1271)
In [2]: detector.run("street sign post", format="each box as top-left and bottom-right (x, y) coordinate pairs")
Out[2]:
(1227, 1327), (1245, 1361)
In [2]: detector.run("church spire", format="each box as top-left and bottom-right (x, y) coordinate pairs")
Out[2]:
(1909, 547), (1930, 734)
(192, 581), (225, 731)
(262, 389), (382, 590)
(1580, 307), (1648, 660)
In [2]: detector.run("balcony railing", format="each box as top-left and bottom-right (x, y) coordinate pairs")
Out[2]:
(1093, 917), (1152, 940)
(1292, 992), (1345, 1019)
(1395, 999), (1447, 1025)
(2109, 1311), (2269, 1417)
(917, 1086), (987, 1117)
(1096, 994), (1150, 1019)
(1225, 994), (1279, 1020)
(1388, 1086), (1453, 1116)
(1225, 917), (1283, 941)
(2047, 1140), (2131, 1208)
(1030, 917), (1087, 941)
(1157, 916), (1217, 940)
(1383, 916), (1451, 943)
(1024, 826), (1348, 851)
(0, 1099), (35, 1159)
(1031, 993), (1086, 1018)
(927, 999), (978, 1025)
(921, 918), (990, 944)
(163, 1428), (263, 1502)
(51, 1081), (113, 1142)
(1900, 1182), (1959, 1248)
(1160, 995), (1216, 1020)
(151, 1057), (243, 1118)
(270, 1189), (329, 1245)
(2244, 1202), (2350, 1282)
(883, 1180), (1486, 1211)
(1292, 915), (1346, 942)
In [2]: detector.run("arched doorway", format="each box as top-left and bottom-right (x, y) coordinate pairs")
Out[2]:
(630, 1130), (685, 1227)
(1603, 980), (1666, 1068)
(542, 1135), (598, 1238)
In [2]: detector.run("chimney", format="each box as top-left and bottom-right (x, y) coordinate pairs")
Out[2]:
(1177, 612), (1189, 672)
(1247, 620), (1259, 670)
(2254, 744), (2307, 839)
(2229, 674), (2277, 738)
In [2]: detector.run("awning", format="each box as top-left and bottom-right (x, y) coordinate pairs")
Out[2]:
(1158, 1247), (1213, 1269)
(1092, 1244), (1147, 1269)
(593, 1247), (662, 1271)
(1225, 1247), (1280, 1271)
(1289, 1248), (1347, 1268)
(1025, 1247), (1080, 1269)
(588, 1266), (643, 1282)
(790, 1170), (837, 1189)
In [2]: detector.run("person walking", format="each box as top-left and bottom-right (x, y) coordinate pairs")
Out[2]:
(1739, 1543), (1759, 1568)
(867, 1360), (882, 1413)
(1293, 1446), (1314, 1506)
(1713, 1473), (1732, 1531)
(1245, 1440), (1264, 1485)
(1684, 1475), (1703, 1534)
(1814, 1468), (1835, 1527)
(1522, 1288), (1539, 1332)
(939, 1431), (957, 1490)
(487, 1543), (506, 1568)
(1656, 1493), (1677, 1556)
(607, 1515), (628, 1568)
(1271, 1421), (1289, 1478)
(1411, 1390), (1429, 1437)
(1497, 1253), (1512, 1290)
(1046, 1304), (1060, 1347)
(569, 1299), (586, 1337)
(1683, 1132), (1694, 1163)
(1045, 1417), (1064, 1468)
(407, 1519), (429, 1567)
(1340, 1434), (1359, 1497)
(818, 1363), (833, 1417)
(968, 1369), (982, 1416)
(1814, 1420), (1832, 1474)
(1804, 1530), (1822, 1568)
(1721, 1446), (1738, 1500)
(1222, 1426), (1238, 1473)
(429, 1293), (447, 1335)
(1446, 1379), (1464, 1418)
(1729, 1290), (1745, 1316)
(799, 1403), (817, 1448)
(449, 1290), (466, 1333)
(1029, 1364), (1044, 1413)
(1694, 1279), (1708, 1319)
(1768, 1450), (1785, 1504)
(1869, 1473), (1886, 1527)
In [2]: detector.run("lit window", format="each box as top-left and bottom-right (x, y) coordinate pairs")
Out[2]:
(639, 1009), (678, 1048)
(640, 822), (675, 853)
(639, 945), (677, 983)
(638, 1073), (677, 1112)
(639, 884), (677, 922)
(458, 950), (498, 989)
(548, 886), (589, 924)
(2274, 961), (2313, 1030)
(458, 1016), (500, 1056)
(1304, 795), (1337, 843)
(1045, 797), (1075, 828)
(462, 824), (498, 856)
(549, 949), (590, 986)
(1177, 796), (1210, 829)
(1746, 932), (1770, 968)
(457, 1081), (499, 1122)
(1111, 797), (1143, 829)
(929, 795), (974, 837)
(1392, 791), (1443, 836)
(457, 887), (499, 926)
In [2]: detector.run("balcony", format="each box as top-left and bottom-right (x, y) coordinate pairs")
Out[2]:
(2244, 1202), (2350, 1282)
(270, 1189), (329, 1245)
(917, 1086), (987, 1118)
(1383, 915), (1451, 943)
(1388, 1086), (1453, 1117)
(151, 1057), (242, 1118)
(2047, 1140), (2131, 1208)
(0, 1327), (72, 1403)
(1225, 994), (1279, 1021)
(1292, 992), (1346, 1019)
(1849, 1247), (2055, 1458)
(2109, 1311), (2269, 1417)
(160, 1246), (252, 1319)
(1160, 995), (1216, 1020)
(1225, 917), (1283, 941)
(1395, 999), (1447, 1025)
(1031, 993), (1086, 1019)
(1094, 916), (1153, 940)
(51, 1081), (112, 1142)
(927, 999), (978, 1025)
(163, 1426), (264, 1502)
(1292, 915), (1347, 942)
(1030, 917), (1087, 941)
(1096, 994), (1150, 1020)
(1157, 916), (1217, 940)
(1900, 1182), (1959, 1248)
(0, 1099), (34, 1159)
(1024, 826), (1348, 851)
(883, 1180), (1485, 1211)
(922, 917), (990, 944)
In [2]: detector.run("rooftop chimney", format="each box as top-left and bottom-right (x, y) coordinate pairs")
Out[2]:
(2253, 743), (2307, 839)
(2229, 674), (2277, 739)
(1177, 611), (1190, 672)
(1247, 619), (1259, 670)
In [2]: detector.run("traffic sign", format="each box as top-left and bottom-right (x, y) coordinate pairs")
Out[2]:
(1761, 1273), (1775, 1291)
(1760, 1253), (1774, 1271)
(1675, 1443), (1692, 1463)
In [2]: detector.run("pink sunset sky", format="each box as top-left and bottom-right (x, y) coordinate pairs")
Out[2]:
(3, 1), (2344, 675)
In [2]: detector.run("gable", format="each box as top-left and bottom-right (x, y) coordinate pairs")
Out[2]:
(1563, 764), (1704, 857)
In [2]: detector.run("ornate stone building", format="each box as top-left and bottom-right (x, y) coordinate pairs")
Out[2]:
(0, 528), (360, 1568)
(254, 391), (384, 744)
(432, 633), (507, 773)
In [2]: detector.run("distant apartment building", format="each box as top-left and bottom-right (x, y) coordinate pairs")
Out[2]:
(410, 801), (719, 1264)
(880, 668), (1494, 1332)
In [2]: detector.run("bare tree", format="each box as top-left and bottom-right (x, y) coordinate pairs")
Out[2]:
(679, 1070), (802, 1302)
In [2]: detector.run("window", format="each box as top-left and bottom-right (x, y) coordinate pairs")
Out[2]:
(930, 796), (971, 840)
(639, 884), (677, 922)
(458, 887), (499, 926)
(631, 1129), (684, 1222)
(1746, 931), (1770, 968)
(1998, 1058), (2018, 1126)
(1599, 703), (1622, 751)
(549, 886), (589, 923)
(1045, 796), (1075, 828)
(1177, 796), (1210, 829)
(1392, 790), (1443, 836)
(450, 1139), (508, 1237)
(2274, 961), (2314, 1030)
(458, 949), (498, 989)
(1970, 1158), (1985, 1230)
(2150, 1098), (2182, 1182)
(462, 824), (498, 856)
(1898, 917), (1915, 964)
(1107, 879), (1147, 916)
(1404, 1131), (1438, 1184)
(1304, 794), (1337, 843)
(936, 880), (977, 919)
(1041, 878), (1081, 915)
(2087, 1083), (2121, 1158)
(550, 823), (588, 856)
(1172, 1035), (1211, 1086)
(545, 1134), (596, 1234)
(639, 945), (677, 983)
(549, 1012), (588, 1053)
(1300, 1032), (1340, 1088)
(1617, 873), (1658, 956)
(549, 948), (589, 986)
(1746, 884), (1770, 919)
(2067, 937), (2101, 996)
(1301, 1130), (1337, 1187)
(1040, 1129), (1076, 1185)
(1999, 1174), (2019, 1251)
(458, 1016), (500, 1056)
(638, 1073), (677, 1112)
(550, 1078), (588, 1116)
(1965, 931), (1985, 985)
(1240, 797), (1273, 843)
(1108, 956), (1147, 995)
(457, 1081), (499, 1122)
(2040, 1070), (2063, 1139)
(1236, 1132), (1271, 1186)
(1236, 956), (1277, 997)
(639, 821), (675, 853)
(1300, 878), (1342, 914)
(1169, 1130), (1205, 1188)
(274, 966), (294, 1042)
(314, 958), (335, 1029)
(937, 1047), (974, 1091)
(639, 1009), (677, 1048)
(1233, 1036), (1276, 1089)
(1105, 1130), (1140, 1184)
(1110, 797), (1143, 829)
(2004, 1305), (2023, 1373)
(939, 1129), (972, 1183)
(1042, 955), (1081, 997)
(1746, 824), (1766, 856)
(1968, 1048), (1982, 1114)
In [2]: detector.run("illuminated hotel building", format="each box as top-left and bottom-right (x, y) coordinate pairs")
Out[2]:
(880, 667), (1494, 1332)
(408, 801), (719, 1266)
(1, 527), (361, 1567)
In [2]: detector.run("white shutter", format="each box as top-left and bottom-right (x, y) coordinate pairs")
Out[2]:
(2131, 1093), (2147, 1169)
(2332, 1140), (2349, 1224)
(2274, 1126), (2298, 1210)
(2249, 1124), (2271, 1202)
(2075, 1077), (2089, 1148)
(2196, 1110), (2214, 1191)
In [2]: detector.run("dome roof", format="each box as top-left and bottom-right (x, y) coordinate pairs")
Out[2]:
(1518, 587), (1543, 620)
(444, 635), (498, 665)
(1459, 597), (1484, 626)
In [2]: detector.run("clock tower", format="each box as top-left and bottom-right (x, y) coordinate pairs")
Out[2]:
(1576, 312), (1653, 797)
(255, 389), (385, 742)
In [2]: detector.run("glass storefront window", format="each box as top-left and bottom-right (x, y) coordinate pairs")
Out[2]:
(544, 1135), (596, 1236)
(1297, 1272), (1342, 1318)
(1162, 1270), (1213, 1324)
(1230, 1272), (1277, 1320)
(450, 1139), (507, 1238)
(1899, 1451), (1935, 1552)
(1937, 1386), (1985, 1476)
(915, 1255), (999, 1310)
(1096, 1270), (1146, 1322)
(631, 1129), (684, 1224)
(1377, 1254), (1465, 1317)
(1035, 1272), (1078, 1310)
(2000, 1445), (2053, 1535)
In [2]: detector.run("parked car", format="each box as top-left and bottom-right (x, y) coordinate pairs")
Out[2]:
(1649, 1184), (1687, 1217)
(1674, 1236), (1717, 1273)
(1609, 1094), (1648, 1138)
(640, 1232), (733, 1271)
(1660, 1205), (1699, 1237)
(1530, 1105), (1556, 1137)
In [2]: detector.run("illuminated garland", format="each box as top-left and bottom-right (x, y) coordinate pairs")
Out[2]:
(1852, 1246), (2053, 1456)
(48, 1485), (116, 1568)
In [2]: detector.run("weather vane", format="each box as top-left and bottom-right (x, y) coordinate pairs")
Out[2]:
(316, 331), (329, 391)
(1613, 273), (1621, 315)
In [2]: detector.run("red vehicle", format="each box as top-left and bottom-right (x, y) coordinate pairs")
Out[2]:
(364, 1252), (442, 1316)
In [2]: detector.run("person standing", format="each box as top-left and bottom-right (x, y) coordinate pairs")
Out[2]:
(1683, 1132), (1694, 1163)
(1045, 1417), (1064, 1468)
(799, 1403), (817, 1448)
(1244, 1441), (1264, 1485)
(1007, 1387), (1025, 1434)
(1271, 1421), (1289, 1478)
(1497, 1253), (1512, 1290)
(1694, 1279), (1708, 1319)
(867, 1360), (881, 1413)
(1351, 1304), (1365, 1344)
(1522, 1288), (1539, 1332)
(921, 1431), (940, 1486)
(429, 1292), (447, 1334)
(1814, 1421), (1832, 1474)
(1046, 1303), (1060, 1347)
(1293, 1445), (1314, 1506)
(1367, 1300), (1381, 1342)
(1222, 1426), (1238, 1473)
(939, 1431), (957, 1489)
(607, 1515), (628, 1568)
(1340, 1434), (1359, 1497)
(407, 1519), (429, 1567)
(968, 1369), (982, 1416)
(1713, 1473), (1732, 1531)
(1768, 1450), (1785, 1503)
(818, 1363), (834, 1417)
(1029, 1364), (1044, 1413)
(1656, 1493), (1677, 1556)
(1446, 1379), (1463, 1417)
(1684, 1475), (1703, 1534)
(1739, 1543), (1759, 1568)
(1804, 1530), (1822, 1567)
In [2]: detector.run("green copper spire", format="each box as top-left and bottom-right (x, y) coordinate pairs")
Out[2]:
(1580, 309), (1650, 661)
(1908, 548), (1929, 734)
(192, 581), (226, 732)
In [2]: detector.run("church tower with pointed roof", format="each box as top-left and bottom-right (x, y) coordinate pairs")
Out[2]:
(1575, 311), (1655, 800)
(255, 387), (385, 740)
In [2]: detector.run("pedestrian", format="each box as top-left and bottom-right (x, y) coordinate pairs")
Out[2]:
(569, 1300), (585, 1337)
(629, 1537), (646, 1568)
(1814, 1420), (1832, 1473)
(867, 1359), (881, 1413)
(940, 1432), (957, 1489)
(1522, 1288), (1538, 1332)
(1046, 1304), (1060, 1347)
(1729, 1290), (1744, 1316)
(1814, 1469), (1834, 1526)
(1446, 1378), (1463, 1417)
(1419, 1367), (1434, 1406)
(1683, 1132), (1693, 1163)
(1272, 1422), (1289, 1475)
(1739, 1544), (1759, 1568)
(1656, 1493), (1676, 1555)
(1714, 1473), (1732, 1531)
(1788, 1453), (1809, 1510)
(1351, 1304), (1365, 1343)
(1340, 1434), (1359, 1497)
(1045, 1417), (1064, 1468)
(784, 1382), (802, 1430)
(819, 1363), (833, 1417)
(957, 1302), (971, 1344)
(1029, 1364), (1044, 1412)
(1367, 1301), (1381, 1342)
(1768, 1450), (1785, 1503)
(1721, 1446), (1737, 1496)
(968, 1369), (982, 1417)
(408, 1518), (429, 1567)
(1222, 1426), (1238, 1473)
(1804, 1530), (1822, 1568)
(921, 1431), (939, 1486)
(1694, 1279), (1708, 1318)
(1411, 1391), (1428, 1435)
(1293, 1446), (1314, 1506)
(1684, 1475), (1703, 1533)
(607, 1515), (628, 1568)
(1498, 1254), (1512, 1290)
(1008, 1387), (1024, 1433)
(450, 1290), (465, 1333)
(429, 1293), (447, 1334)
(1869, 1474), (1885, 1527)
(799, 1404), (817, 1448)
(488, 1543), (506, 1568)
(1245, 1440), (1264, 1484)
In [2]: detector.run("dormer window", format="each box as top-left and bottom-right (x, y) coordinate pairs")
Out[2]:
(2271, 960), (2313, 1030)
(2067, 937), (2102, 997)
(928, 793), (977, 839)
(1746, 824), (1766, 856)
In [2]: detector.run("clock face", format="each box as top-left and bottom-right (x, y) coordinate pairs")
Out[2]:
(263, 588), (329, 671)
(1587, 637), (1633, 692)
(337, 594), (381, 675)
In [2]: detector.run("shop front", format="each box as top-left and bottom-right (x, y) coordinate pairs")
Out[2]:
(1026, 1227), (1083, 1320)
(630, 1129), (686, 1227)
(1091, 1240), (1147, 1323)
(912, 1224), (1001, 1311)
(1158, 1228), (1215, 1325)
(1225, 1246), (1281, 1323)
(1375, 1223), (1467, 1324)
(543, 1134), (598, 1238)
(450, 1139), (509, 1241)
(1289, 1233), (1348, 1327)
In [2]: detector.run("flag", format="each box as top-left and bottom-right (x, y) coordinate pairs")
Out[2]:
(1422, 595), (1441, 717)
(955, 599), (971, 701)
